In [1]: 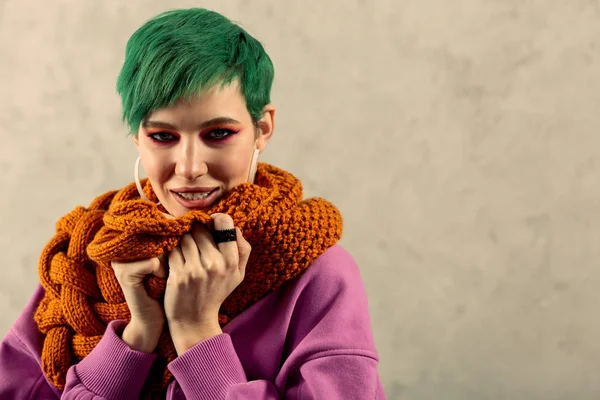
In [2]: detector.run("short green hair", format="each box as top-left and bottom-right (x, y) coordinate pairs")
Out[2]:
(116, 8), (274, 135)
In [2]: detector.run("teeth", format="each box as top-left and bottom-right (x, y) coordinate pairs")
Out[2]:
(176, 191), (212, 200)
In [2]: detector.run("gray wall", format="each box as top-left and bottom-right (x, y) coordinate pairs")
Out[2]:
(2, 1), (600, 399)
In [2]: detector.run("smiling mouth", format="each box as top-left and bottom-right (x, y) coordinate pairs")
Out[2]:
(173, 190), (217, 200)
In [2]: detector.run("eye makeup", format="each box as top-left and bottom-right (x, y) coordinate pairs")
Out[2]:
(143, 125), (241, 144)
(144, 128), (179, 144)
(201, 127), (240, 142)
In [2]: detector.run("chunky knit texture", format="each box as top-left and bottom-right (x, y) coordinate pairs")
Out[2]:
(33, 163), (343, 395)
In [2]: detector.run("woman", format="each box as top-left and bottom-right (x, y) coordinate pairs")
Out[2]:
(0, 8), (385, 399)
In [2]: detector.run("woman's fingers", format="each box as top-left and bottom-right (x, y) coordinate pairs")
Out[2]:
(235, 227), (251, 275)
(179, 233), (200, 267)
(110, 258), (166, 329)
(162, 214), (247, 275)
(190, 223), (218, 267)
(168, 244), (185, 272)
(157, 252), (169, 274)
(152, 256), (168, 279)
(112, 258), (165, 285)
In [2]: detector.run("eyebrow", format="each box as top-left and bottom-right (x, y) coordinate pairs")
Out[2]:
(142, 117), (241, 130)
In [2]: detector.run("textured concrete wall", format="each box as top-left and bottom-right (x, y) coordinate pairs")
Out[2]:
(2, 1), (600, 399)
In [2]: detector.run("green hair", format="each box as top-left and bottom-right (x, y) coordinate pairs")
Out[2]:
(116, 8), (274, 135)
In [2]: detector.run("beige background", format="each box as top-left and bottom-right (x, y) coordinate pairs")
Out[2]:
(2, 0), (600, 399)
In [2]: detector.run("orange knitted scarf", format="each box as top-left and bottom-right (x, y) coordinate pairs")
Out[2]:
(34, 163), (342, 394)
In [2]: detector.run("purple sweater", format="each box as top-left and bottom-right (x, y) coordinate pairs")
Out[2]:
(0, 245), (385, 399)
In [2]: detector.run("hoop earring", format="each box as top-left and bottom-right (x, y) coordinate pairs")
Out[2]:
(134, 156), (161, 205)
(248, 148), (260, 183)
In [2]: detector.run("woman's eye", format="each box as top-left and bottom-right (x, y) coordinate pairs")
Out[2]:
(208, 129), (234, 140)
(150, 132), (175, 142)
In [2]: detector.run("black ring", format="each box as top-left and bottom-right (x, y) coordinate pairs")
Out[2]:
(212, 228), (237, 244)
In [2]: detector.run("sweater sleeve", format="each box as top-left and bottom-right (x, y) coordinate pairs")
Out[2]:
(62, 320), (158, 399)
(167, 246), (385, 399)
(0, 285), (158, 399)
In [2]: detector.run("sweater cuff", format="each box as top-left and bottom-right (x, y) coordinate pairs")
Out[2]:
(168, 333), (247, 399)
(74, 320), (157, 399)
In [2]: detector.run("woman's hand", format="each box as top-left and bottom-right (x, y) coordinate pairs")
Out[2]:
(111, 256), (167, 353)
(164, 213), (251, 355)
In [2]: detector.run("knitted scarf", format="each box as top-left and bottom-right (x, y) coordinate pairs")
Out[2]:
(34, 163), (343, 395)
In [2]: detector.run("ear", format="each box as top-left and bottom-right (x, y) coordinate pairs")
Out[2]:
(132, 133), (140, 150)
(255, 104), (275, 152)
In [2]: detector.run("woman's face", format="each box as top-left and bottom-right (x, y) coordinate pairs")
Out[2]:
(133, 81), (274, 218)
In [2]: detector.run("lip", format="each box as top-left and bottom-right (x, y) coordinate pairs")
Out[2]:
(171, 186), (219, 193)
(171, 187), (220, 209)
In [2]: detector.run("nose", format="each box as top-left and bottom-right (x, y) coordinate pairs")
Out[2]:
(174, 139), (208, 181)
